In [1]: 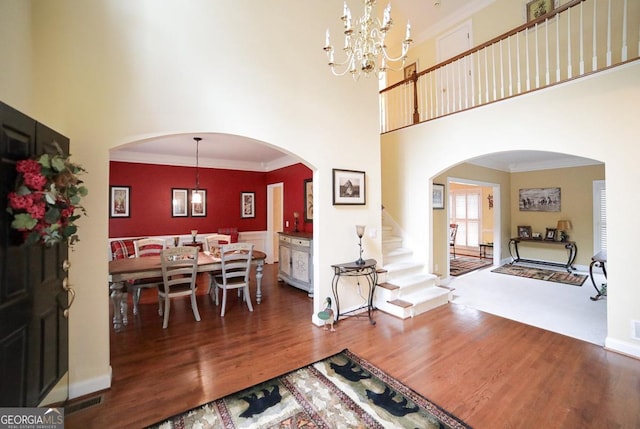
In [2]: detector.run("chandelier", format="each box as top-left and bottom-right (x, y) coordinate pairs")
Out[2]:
(192, 137), (202, 204)
(323, 0), (413, 80)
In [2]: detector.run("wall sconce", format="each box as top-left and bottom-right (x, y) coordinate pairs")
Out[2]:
(293, 211), (300, 232)
(355, 225), (365, 265)
(556, 220), (572, 242)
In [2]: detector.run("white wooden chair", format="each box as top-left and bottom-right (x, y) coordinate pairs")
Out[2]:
(210, 243), (254, 317)
(203, 234), (232, 256)
(131, 238), (165, 315)
(159, 246), (200, 329)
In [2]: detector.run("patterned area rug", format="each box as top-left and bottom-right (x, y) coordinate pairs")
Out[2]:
(450, 257), (492, 276)
(149, 349), (470, 428)
(492, 264), (587, 286)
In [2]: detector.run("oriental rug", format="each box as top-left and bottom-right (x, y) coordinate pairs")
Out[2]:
(149, 349), (471, 429)
(450, 257), (493, 276)
(492, 264), (587, 286)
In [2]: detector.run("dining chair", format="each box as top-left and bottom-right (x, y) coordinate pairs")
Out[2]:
(159, 246), (200, 329)
(131, 238), (166, 315)
(449, 224), (459, 259)
(210, 242), (254, 317)
(204, 234), (232, 257)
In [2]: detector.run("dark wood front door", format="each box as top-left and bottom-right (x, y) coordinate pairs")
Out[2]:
(0, 102), (69, 406)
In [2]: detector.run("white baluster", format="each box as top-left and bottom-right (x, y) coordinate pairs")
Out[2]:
(606, 0), (612, 66)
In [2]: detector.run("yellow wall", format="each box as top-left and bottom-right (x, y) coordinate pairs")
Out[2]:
(511, 165), (604, 264)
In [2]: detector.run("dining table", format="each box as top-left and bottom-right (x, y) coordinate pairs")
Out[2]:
(108, 250), (266, 331)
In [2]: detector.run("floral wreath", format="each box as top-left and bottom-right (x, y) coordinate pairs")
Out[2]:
(6, 141), (88, 247)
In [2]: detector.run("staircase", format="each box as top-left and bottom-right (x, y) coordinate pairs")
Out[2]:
(374, 223), (452, 319)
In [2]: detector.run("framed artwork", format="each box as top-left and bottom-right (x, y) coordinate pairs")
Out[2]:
(171, 188), (188, 217)
(191, 189), (207, 217)
(241, 191), (255, 218)
(304, 179), (313, 222)
(403, 62), (417, 80)
(110, 186), (130, 218)
(332, 169), (366, 205)
(526, 0), (554, 22)
(518, 225), (532, 239)
(432, 183), (445, 209)
(545, 228), (557, 241)
(518, 187), (561, 212)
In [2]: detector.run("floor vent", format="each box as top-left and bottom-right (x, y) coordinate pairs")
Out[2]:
(65, 395), (103, 415)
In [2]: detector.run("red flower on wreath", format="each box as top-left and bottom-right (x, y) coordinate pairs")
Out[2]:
(6, 142), (88, 247)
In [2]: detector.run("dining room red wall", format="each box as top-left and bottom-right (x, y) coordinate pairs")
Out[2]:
(109, 161), (312, 238)
(266, 163), (313, 233)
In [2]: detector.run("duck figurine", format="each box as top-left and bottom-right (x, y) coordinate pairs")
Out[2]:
(317, 297), (335, 332)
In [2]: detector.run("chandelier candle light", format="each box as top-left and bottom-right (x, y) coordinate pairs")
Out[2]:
(324, 0), (413, 79)
(355, 225), (366, 265)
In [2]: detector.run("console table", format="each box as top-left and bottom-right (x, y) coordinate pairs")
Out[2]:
(589, 249), (607, 301)
(508, 238), (577, 272)
(330, 259), (378, 325)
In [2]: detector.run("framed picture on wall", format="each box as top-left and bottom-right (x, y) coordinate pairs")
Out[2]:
(172, 188), (188, 217)
(432, 183), (445, 209)
(332, 169), (366, 205)
(110, 185), (130, 218)
(403, 62), (417, 80)
(526, 0), (555, 22)
(304, 179), (313, 222)
(519, 187), (561, 212)
(241, 191), (255, 218)
(190, 189), (207, 217)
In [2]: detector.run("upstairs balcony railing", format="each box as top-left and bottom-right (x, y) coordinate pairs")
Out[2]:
(380, 0), (639, 134)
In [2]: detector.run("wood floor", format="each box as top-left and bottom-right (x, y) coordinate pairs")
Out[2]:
(66, 263), (640, 428)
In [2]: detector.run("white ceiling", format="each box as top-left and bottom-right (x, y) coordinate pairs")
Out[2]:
(109, 0), (603, 173)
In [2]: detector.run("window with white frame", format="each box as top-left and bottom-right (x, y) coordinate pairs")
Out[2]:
(593, 180), (607, 252)
(450, 189), (481, 248)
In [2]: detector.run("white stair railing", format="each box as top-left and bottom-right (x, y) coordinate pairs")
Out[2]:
(380, 0), (639, 134)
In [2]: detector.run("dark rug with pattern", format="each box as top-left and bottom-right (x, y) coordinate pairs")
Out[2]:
(450, 256), (493, 276)
(492, 264), (587, 286)
(149, 349), (471, 428)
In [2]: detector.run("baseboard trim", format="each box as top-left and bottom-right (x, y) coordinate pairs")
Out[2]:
(604, 337), (640, 360)
(69, 366), (112, 400)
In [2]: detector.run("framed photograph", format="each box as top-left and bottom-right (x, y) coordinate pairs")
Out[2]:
(191, 189), (206, 217)
(110, 186), (130, 218)
(304, 179), (313, 222)
(332, 169), (366, 205)
(403, 62), (417, 80)
(432, 183), (445, 210)
(241, 191), (255, 218)
(526, 0), (554, 21)
(171, 188), (188, 217)
(518, 225), (532, 239)
(519, 187), (561, 212)
(545, 228), (557, 241)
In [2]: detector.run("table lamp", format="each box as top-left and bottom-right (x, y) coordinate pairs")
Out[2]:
(190, 230), (198, 243)
(556, 220), (572, 242)
(293, 211), (299, 232)
(355, 225), (366, 265)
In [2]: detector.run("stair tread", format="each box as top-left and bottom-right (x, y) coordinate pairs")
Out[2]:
(377, 282), (400, 291)
(383, 260), (424, 272)
(383, 247), (413, 257)
(388, 299), (413, 308)
(384, 273), (437, 288)
(401, 286), (450, 302)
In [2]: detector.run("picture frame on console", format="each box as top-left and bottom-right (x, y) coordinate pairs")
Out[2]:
(545, 228), (557, 241)
(518, 225), (532, 239)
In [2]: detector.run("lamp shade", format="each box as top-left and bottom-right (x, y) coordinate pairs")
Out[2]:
(556, 220), (572, 231)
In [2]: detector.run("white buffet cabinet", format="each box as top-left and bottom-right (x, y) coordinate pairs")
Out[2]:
(278, 232), (313, 296)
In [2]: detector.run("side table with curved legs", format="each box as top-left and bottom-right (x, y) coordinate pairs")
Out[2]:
(331, 259), (378, 325)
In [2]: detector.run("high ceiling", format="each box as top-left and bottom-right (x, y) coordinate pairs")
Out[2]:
(109, 1), (602, 173)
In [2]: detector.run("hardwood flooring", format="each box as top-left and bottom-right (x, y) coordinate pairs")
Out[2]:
(65, 263), (640, 428)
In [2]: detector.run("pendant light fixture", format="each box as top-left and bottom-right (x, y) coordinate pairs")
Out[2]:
(192, 137), (202, 204)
